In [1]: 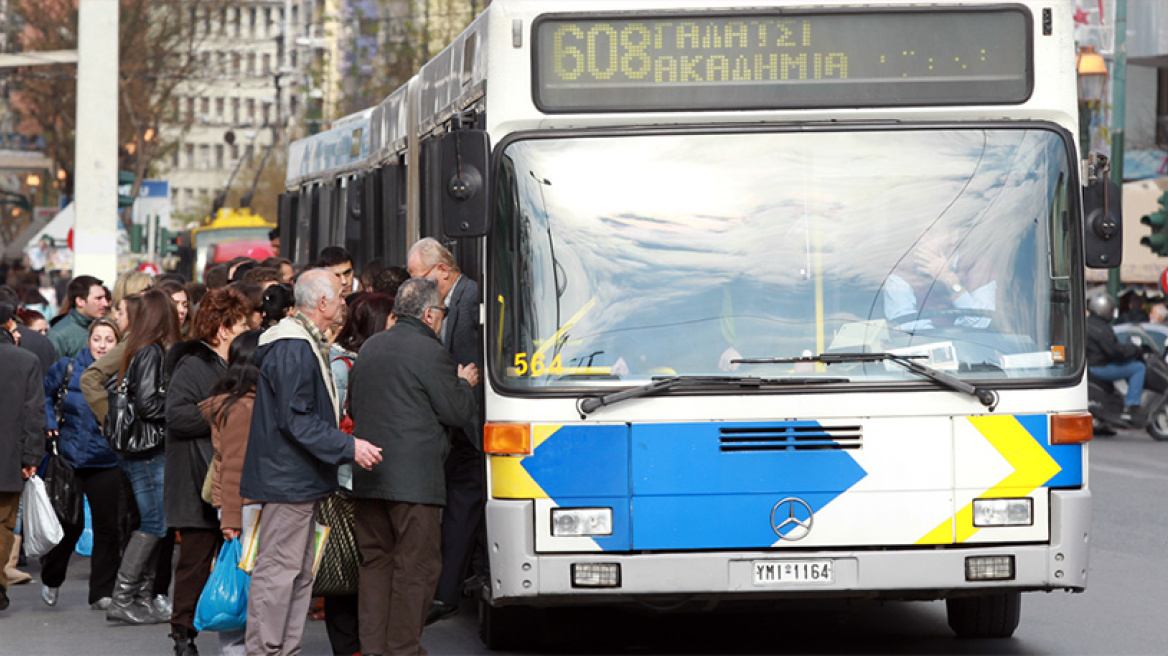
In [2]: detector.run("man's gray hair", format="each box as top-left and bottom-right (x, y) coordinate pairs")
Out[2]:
(408, 237), (459, 273)
(394, 277), (440, 320)
(294, 269), (337, 310)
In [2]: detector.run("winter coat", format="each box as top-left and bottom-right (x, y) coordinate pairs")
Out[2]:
(121, 343), (168, 458)
(16, 324), (56, 375)
(47, 309), (95, 359)
(0, 336), (45, 492)
(1087, 314), (1142, 368)
(199, 393), (255, 531)
(43, 349), (117, 469)
(164, 340), (224, 530)
(349, 316), (477, 506)
(240, 316), (354, 503)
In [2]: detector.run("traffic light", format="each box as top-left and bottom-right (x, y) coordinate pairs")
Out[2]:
(1140, 191), (1168, 256)
(160, 228), (181, 256)
(118, 170), (136, 208)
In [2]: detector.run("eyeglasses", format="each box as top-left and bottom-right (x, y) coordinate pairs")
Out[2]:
(430, 305), (449, 318)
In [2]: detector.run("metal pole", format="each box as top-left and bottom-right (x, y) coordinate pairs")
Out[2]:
(1107, 0), (1127, 301)
(73, 0), (119, 285)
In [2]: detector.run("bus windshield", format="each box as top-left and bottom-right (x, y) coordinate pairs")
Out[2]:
(490, 128), (1081, 389)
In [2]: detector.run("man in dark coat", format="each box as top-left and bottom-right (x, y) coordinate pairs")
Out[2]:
(349, 276), (479, 655)
(407, 237), (485, 624)
(0, 301), (46, 612)
(241, 269), (382, 656)
(0, 286), (55, 374)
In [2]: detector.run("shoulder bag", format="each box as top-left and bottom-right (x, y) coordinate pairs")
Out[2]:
(102, 373), (137, 453)
(311, 491), (359, 596)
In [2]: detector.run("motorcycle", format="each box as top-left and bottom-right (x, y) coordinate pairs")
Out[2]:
(1088, 326), (1168, 441)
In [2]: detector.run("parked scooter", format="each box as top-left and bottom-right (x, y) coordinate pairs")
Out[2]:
(1088, 325), (1168, 441)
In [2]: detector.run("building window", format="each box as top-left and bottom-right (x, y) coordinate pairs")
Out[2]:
(247, 53), (256, 77)
(199, 97), (210, 118)
(215, 144), (224, 170)
(262, 53), (271, 76)
(171, 149), (179, 168)
(264, 8), (272, 37)
(184, 144), (195, 169)
(246, 99), (256, 124)
(215, 97), (224, 119)
(262, 102), (271, 125)
(249, 7), (257, 37)
(231, 144), (239, 160)
(232, 97), (240, 125)
(186, 98), (195, 122)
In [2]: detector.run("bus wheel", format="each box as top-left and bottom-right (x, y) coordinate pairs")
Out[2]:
(946, 592), (1021, 638)
(478, 597), (539, 650)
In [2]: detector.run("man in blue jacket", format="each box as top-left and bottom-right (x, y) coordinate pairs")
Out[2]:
(241, 269), (382, 655)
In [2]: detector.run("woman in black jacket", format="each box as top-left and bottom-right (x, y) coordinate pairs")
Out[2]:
(163, 287), (250, 656)
(107, 290), (180, 626)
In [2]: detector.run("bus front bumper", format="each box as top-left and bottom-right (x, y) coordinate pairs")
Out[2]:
(484, 489), (1090, 606)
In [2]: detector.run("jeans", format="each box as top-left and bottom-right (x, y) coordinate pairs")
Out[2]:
(1092, 359), (1147, 407)
(118, 451), (167, 537)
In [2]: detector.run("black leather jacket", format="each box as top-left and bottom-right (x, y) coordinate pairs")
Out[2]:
(1086, 314), (1141, 368)
(124, 343), (168, 455)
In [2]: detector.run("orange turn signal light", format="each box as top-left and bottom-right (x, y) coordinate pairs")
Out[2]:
(484, 423), (531, 455)
(1051, 413), (1093, 444)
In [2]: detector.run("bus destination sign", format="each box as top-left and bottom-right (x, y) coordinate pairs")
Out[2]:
(533, 9), (1031, 112)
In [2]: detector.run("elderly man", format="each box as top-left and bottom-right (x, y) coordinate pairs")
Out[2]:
(406, 237), (485, 624)
(349, 277), (479, 655)
(241, 269), (383, 655)
(0, 300), (45, 613)
(47, 274), (110, 358)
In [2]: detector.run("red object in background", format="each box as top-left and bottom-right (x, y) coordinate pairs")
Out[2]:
(1161, 267), (1168, 296)
(138, 262), (160, 275)
(67, 228), (74, 251)
(209, 241), (274, 263)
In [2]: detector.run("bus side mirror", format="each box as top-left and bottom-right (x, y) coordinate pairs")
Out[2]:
(441, 129), (491, 238)
(1083, 159), (1122, 269)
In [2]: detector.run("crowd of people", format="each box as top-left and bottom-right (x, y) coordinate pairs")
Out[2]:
(0, 237), (483, 656)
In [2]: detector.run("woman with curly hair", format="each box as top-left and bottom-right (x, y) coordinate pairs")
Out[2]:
(163, 287), (251, 655)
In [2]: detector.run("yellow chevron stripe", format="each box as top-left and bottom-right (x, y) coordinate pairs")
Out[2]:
(489, 425), (561, 499)
(917, 415), (1062, 544)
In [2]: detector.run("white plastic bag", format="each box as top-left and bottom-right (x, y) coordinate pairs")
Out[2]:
(21, 475), (64, 557)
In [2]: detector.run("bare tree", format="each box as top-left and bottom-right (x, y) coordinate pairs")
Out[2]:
(10, 0), (228, 230)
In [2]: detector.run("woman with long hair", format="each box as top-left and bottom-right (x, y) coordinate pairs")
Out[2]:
(322, 292), (395, 656)
(163, 287), (251, 655)
(106, 289), (180, 626)
(156, 279), (191, 336)
(197, 329), (262, 655)
(37, 318), (122, 609)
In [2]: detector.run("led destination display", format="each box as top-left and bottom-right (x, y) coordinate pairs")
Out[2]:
(533, 8), (1031, 112)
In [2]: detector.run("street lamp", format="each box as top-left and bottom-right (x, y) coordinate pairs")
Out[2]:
(1077, 46), (1108, 151)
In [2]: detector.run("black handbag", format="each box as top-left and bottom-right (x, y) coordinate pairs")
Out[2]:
(312, 491), (360, 596)
(43, 441), (83, 527)
(102, 373), (138, 454)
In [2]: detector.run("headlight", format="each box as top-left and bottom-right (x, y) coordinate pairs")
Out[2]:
(972, 498), (1033, 527)
(551, 508), (612, 537)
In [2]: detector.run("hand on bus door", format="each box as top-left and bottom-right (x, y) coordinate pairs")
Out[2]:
(459, 363), (480, 387)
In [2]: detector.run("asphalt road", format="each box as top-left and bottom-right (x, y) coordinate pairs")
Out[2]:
(2, 428), (1164, 655)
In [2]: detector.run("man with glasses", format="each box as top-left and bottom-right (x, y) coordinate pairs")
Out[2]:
(348, 277), (479, 655)
(406, 237), (485, 624)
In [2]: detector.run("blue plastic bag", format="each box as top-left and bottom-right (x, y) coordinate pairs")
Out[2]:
(194, 539), (251, 632)
(75, 497), (93, 556)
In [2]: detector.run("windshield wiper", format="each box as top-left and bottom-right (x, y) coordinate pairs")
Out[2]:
(732, 352), (999, 410)
(577, 375), (848, 416)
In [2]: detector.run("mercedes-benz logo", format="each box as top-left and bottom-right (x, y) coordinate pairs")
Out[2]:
(770, 497), (814, 541)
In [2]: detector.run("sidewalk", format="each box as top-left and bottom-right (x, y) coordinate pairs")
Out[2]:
(0, 553), (334, 656)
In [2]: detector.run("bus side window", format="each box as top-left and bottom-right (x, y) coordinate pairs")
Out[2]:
(380, 158), (408, 264)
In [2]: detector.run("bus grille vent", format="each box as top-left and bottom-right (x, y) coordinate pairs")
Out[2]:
(719, 425), (862, 452)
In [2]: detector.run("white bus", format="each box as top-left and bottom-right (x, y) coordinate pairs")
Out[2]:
(282, 1), (1120, 648)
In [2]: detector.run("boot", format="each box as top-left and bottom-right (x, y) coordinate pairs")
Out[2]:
(169, 625), (200, 656)
(4, 535), (32, 585)
(135, 551), (170, 624)
(106, 531), (160, 625)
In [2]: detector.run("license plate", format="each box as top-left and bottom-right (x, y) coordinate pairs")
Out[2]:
(752, 559), (834, 585)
